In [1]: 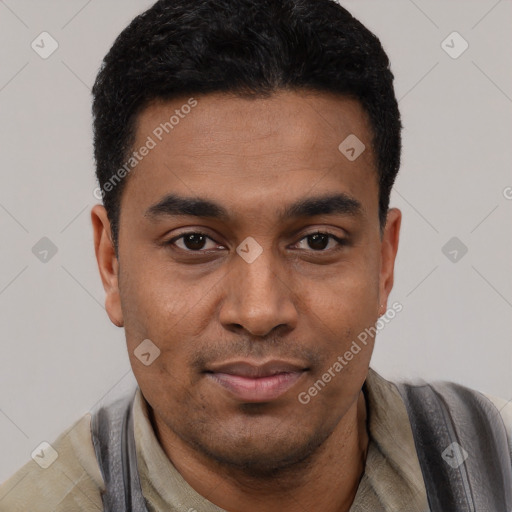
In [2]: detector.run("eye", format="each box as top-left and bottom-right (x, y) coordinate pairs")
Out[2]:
(165, 230), (347, 254)
(294, 231), (347, 251)
(166, 232), (225, 252)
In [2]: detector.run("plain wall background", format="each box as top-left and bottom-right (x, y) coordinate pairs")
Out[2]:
(0, 0), (511, 482)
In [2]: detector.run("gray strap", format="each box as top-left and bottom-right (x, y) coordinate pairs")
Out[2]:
(91, 389), (149, 512)
(397, 380), (512, 511)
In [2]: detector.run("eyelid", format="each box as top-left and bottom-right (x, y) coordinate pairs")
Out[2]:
(166, 230), (224, 251)
(165, 229), (348, 253)
(292, 230), (347, 250)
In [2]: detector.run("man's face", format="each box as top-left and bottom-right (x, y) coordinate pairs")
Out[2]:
(92, 90), (400, 474)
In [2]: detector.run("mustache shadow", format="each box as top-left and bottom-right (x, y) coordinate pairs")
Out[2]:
(190, 337), (324, 372)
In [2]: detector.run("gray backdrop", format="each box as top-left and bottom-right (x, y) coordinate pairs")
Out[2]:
(1, 0), (511, 482)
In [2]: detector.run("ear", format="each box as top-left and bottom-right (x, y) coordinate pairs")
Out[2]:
(378, 208), (401, 315)
(91, 204), (124, 327)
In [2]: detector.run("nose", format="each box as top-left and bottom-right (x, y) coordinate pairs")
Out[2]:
(219, 247), (299, 337)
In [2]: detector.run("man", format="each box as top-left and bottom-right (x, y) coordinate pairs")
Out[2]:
(1, 0), (511, 510)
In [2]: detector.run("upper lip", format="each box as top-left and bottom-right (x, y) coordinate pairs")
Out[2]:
(206, 360), (308, 378)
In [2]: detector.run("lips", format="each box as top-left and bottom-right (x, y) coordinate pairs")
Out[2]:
(205, 360), (308, 402)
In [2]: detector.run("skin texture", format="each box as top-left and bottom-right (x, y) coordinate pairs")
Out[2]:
(91, 90), (401, 512)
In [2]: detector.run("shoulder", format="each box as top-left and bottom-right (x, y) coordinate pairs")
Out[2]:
(480, 391), (512, 457)
(0, 412), (104, 512)
(394, 373), (512, 461)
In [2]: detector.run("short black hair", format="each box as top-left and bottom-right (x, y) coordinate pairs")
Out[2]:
(92, 0), (402, 251)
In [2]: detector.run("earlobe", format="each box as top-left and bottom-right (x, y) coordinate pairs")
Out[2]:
(91, 204), (124, 327)
(378, 208), (402, 312)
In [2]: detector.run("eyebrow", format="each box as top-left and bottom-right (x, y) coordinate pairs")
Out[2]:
(144, 192), (363, 222)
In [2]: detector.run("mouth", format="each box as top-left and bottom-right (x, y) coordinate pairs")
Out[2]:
(204, 360), (309, 403)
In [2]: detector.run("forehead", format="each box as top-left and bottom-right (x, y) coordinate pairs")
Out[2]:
(120, 90), (378, 225)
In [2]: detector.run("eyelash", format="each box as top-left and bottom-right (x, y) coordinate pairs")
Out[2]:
(165, 230), (347, 254)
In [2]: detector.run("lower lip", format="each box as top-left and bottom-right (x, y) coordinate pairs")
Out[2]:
(207, 371), (305, 402)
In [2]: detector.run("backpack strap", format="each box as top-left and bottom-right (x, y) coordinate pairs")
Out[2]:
(90, 389), (149, 512)
(396, 380), (512, 511)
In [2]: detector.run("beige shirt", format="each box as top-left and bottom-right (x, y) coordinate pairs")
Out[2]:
(1, 368), (510, 511)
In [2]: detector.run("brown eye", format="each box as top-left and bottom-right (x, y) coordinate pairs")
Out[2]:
(307, 233), (330, 250)
(295, 231), (346, 252)
(182, 233), (207, 250)
(166, 231), (224, 252)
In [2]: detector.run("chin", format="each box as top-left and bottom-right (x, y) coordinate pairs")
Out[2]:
(183, 418), (333, 479)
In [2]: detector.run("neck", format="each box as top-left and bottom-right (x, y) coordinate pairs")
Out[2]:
(150, 390), (369, 512)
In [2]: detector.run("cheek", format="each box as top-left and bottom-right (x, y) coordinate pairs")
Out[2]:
(119, 272), (181, 384)
(120, 259), (199, 334)
(119, 261), (219, 382)
(308, 257), (380, 368)
(317, 258), (380, 323)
